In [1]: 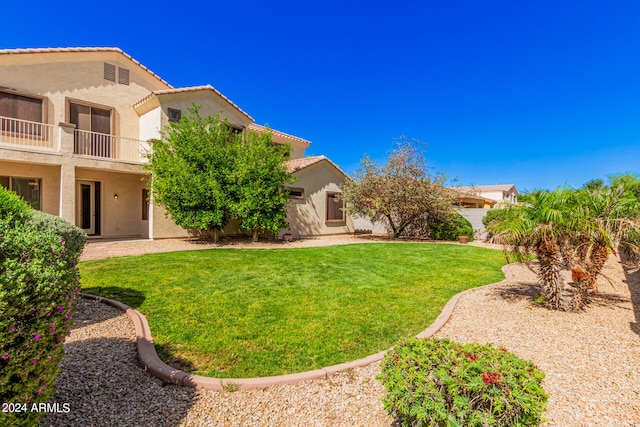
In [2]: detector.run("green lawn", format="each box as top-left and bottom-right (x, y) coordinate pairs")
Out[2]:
(80, 243), (506, 378)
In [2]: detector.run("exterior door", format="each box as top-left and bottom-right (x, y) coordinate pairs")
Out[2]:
(70, 103), (112, 157)
(78, 181), (95, 235)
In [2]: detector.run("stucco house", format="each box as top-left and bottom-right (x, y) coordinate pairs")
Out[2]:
(0, 47), (353, 240)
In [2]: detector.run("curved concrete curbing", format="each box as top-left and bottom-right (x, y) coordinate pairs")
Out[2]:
(80, 263), (517, 390)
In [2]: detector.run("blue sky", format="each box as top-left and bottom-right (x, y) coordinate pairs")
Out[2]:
(2, 0), (640, 192)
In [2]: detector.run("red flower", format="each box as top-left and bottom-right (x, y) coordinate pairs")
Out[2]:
(482, 371), (503, 385)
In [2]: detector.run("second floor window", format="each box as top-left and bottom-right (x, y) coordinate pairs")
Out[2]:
(0, 90), (44, 136)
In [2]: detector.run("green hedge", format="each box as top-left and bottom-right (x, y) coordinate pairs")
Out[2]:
(430, 214), (474, 241)
(378, 338), (548, 426)
(0, 187), (86, 426)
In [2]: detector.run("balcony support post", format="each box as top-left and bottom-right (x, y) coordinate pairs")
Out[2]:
(58, 123), (76, 224)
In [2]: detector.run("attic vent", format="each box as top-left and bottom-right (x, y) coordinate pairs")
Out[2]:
(118, 68), (130, 85)
(104, 63), (116, 82)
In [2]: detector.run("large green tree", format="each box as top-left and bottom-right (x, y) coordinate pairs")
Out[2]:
(145, 106), (294, 241)
(230, 129), (294, 241)
(341, 138), (457, 238)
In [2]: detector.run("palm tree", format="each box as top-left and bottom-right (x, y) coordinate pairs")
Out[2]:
(489, 189), (574, 310)
(489, 185), (640, 311)
(569, 185), (640, 308)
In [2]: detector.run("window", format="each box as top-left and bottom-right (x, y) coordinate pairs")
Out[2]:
(0, 176), (42, 210)
(167, 108), (182, 123)
(142, 189), (149, 220)
(69, 100), (113, 157)
(326, 192), (345, 223)
(287, 187), (304, 199)
(0, 89), (45, 136)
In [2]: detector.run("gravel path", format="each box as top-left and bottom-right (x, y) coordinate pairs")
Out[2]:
(44, 239), (640, 426)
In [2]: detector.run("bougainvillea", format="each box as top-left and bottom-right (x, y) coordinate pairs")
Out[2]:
(0, 187), (86, 426)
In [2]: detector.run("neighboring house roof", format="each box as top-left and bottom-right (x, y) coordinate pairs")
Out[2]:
(133, 85), (253, 122)
(248, 124), (311, 147)
(454, 190), (498, 207)
(457, 184), (518, 195)
(0, 47), (172, 89)
(286, 155), (347, 177)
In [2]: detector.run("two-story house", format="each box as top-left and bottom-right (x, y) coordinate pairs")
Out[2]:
(0, 47), (353, 239)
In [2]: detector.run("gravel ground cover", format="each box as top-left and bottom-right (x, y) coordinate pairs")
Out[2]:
(42, 238), (640, 426)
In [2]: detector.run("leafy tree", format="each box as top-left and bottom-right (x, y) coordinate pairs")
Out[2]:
(145, 106), (236, 241)
(145, 105), (294, 241)
(230, 129), (294, 241)
(341, 138), (457, 238)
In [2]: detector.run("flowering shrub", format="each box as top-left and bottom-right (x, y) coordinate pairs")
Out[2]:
(0, 187), (86, 426)
(377, 338), (548, 427)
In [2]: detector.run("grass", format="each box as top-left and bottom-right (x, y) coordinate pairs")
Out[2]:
(80, 243), (507, 378)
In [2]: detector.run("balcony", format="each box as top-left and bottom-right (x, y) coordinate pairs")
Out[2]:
(0, 115), (148, 163)
(74, 129), (148, 163)
(0, 116), (57, 152)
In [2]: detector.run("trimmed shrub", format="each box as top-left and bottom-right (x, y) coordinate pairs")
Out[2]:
(377, 338), (548, 427)
(28, 211), (87, 261)
(482, 208), (509, 228)
(0, 187), (86, 426)
(0, 186), (30, 226)
(430, 214), (475, 241)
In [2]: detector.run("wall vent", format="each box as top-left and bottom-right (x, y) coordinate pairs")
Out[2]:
(118, 68), (130, 86)
(104, 63), (116, 82)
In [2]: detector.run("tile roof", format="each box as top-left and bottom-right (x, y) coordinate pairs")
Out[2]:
(286, 156), (325, 173)
(247, 124), (311, 147)
(457, 184), (517, 194)
(134, 85), (253, 122)
(285, 156), (348, 177)
(0, 47), (171, 88)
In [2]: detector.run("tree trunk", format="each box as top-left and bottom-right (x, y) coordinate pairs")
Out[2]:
(535, 240), (567, 310)
(252, 230), (258, 242)
(213, 228), (218, 242)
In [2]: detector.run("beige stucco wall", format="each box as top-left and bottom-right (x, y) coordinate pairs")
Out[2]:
(75, 168), (149, 238)
(0, 50), (169, 139)
(151, 204), (189, 239)
(0, 160), (60, 216)
(282, 160), (354, 237)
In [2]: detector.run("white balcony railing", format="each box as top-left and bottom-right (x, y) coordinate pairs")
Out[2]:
(0, 116), (57, 152)
(74, 129), (148, 163)
(0, 116), (148, 163)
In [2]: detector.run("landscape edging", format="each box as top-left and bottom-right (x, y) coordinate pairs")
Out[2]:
(80, 263), (516, 390)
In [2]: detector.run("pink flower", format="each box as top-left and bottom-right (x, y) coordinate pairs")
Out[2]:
(58, 305), (65, 312)
(36, 389), (42, 396)
(33, 334), (41, 341)
(32, 359), (38, 364)
(2, 354), (8, 361)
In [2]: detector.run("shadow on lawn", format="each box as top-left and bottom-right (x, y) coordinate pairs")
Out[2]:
(44, 297), (197, 427)
(621, 252), (640, 336)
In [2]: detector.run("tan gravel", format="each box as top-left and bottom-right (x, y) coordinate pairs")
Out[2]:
(44, 238), (640, 426)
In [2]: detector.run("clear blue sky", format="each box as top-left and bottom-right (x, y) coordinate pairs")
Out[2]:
(3, 0), (639, 193)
